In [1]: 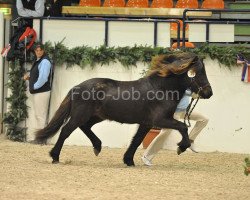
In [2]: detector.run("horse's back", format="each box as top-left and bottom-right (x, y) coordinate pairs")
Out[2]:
(76, 77), (148, 92)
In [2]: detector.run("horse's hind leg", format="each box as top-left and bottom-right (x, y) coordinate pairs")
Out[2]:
(79, 117), (103, 156)
(123, 125), (151, 166)
(50, 107), (93, 163)
(49, 118), (79, 163)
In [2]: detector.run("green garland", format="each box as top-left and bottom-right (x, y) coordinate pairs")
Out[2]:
(43, 41), (249, 69)
(3, 43), (249, 142)
(3, 60), (28, 142)
(191, 44), (250, 68)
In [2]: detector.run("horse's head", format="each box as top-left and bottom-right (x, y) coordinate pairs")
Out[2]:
(149, 52), (213, 99)
(184, 56), (213, 99)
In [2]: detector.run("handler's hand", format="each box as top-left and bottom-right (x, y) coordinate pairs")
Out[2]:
(191, 92), (199, 99)
(237, 60), (245, 65)
(23, 73), (30, 80)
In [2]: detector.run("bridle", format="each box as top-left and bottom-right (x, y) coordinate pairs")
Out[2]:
(184, 77), (210, 127)
(190, 77), (211, 96)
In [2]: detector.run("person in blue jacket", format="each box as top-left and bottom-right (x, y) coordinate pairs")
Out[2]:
(24, 43), (52, 130)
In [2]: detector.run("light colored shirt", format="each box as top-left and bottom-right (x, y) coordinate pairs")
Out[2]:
(16, 0), (45, 17)
(175, 89), (191, 112)
(33, 59), (52, 90)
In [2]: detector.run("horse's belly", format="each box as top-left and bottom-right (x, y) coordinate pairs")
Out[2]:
(97, 103), (146, 124)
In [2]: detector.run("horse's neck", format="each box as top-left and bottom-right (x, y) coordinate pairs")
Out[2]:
(148, 73), (184, 92)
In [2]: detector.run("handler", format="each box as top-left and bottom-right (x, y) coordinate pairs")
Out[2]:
(142, 89), (209, 166)
(23, 43), (52, 130)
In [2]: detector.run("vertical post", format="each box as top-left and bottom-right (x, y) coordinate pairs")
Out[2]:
(176, 20), (181, 49)
(206, 23), (209, 43)
(0, 12), (4, 133)
(39, 18), (43, 42)
(182, 9), (188, 48)
(154, 21), (158, 47)
(105, 20), (109, 46)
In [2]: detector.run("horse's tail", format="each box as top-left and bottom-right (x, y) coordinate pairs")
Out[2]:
(35, 92), (71, 142)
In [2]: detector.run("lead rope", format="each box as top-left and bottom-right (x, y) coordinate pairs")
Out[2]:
(184, 96), (200, 127)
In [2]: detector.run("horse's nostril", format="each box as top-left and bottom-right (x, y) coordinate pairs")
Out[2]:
(201, 88), (213, 99)
(206, 90), (213, 98)
(210, 91), (213, 96)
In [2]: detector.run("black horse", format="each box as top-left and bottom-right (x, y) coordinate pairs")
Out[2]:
(35, 52), (213, 166)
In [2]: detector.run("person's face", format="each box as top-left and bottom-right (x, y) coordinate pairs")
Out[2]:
(34, 47), (44, 58)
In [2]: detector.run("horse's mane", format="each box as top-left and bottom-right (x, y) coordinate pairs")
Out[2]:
(147, 52), (198, 77)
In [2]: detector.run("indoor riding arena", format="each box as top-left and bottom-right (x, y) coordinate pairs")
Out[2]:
(0, 0), (250, 200)
(0, 136), (250, 200)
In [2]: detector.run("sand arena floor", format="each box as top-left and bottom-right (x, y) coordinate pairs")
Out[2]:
(0, 135), (249, 200)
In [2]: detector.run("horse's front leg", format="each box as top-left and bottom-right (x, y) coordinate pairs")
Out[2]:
(155, 118), (191, 154)
(123, 125), (151, 166)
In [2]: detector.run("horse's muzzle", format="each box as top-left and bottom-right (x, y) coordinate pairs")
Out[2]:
(200, 85), (213, 99)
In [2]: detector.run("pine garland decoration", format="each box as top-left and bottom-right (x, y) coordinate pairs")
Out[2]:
(3, 60), (28, 142)
(43, 41), (249, 69)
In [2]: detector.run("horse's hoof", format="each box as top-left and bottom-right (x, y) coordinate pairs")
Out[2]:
(52, 160), (59, 164)
(123, 157), (135, 166)
(126, 162), (135, 167)
(93, 148), (101, 156)
(177, 147), (183, 155)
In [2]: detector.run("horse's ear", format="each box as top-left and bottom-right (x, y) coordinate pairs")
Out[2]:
(170, 54), (198, 75)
